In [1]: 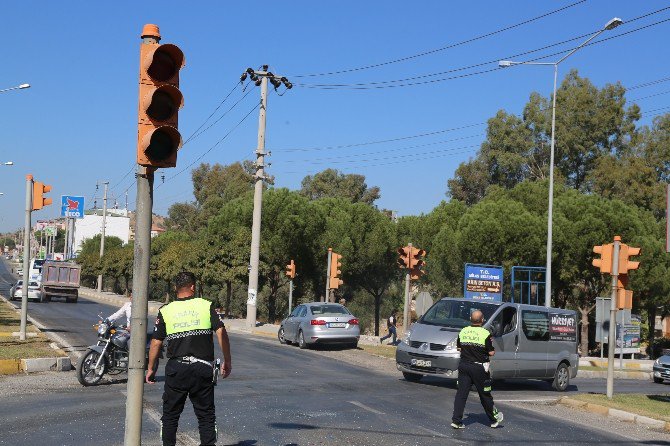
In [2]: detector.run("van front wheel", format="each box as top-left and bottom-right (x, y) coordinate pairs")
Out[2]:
(552, 363), (570, 391)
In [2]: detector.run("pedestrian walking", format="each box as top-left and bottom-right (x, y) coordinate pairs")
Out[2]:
(146, 271), (232, 446)
(380, 310), (398, 345)
(451, 310), (504, 429)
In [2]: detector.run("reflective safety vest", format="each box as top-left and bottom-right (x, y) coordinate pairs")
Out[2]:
(458, 326), (490, 347)
(161, 298), (212, 336)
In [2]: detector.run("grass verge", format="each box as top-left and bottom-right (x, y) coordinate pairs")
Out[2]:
(0, 299), (60, 360)
(572, 393), (670, 422)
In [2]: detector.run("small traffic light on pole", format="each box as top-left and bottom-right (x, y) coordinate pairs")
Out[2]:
(409, 246), (426, 280)
(592, 243), (614, 273)
(285, 260), (296, 279)
(329, 252), (343, 289)
(32, 181), (53, 211)
(397, 246), (410, 269)
(618, 244), (641, 274)
(137, 24), (185, 168)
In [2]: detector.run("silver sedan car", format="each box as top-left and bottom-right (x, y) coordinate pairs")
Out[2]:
(278, 302), (360, 349)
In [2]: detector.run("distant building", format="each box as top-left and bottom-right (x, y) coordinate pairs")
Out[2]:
(73, 212), (131, 253)
(151, 225), (166, 238)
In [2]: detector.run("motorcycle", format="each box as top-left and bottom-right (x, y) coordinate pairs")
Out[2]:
(76, 313), (162, 386)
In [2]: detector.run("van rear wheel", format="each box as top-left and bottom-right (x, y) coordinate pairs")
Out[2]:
(552, 363), (570, 391)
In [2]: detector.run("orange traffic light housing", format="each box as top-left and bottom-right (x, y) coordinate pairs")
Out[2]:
(618, 244), (641, 275)
(329, 252), (343, 289)
(409, 246), (426, 280)
(397, 246), (410, 269)
(285, 260), (296, 279)
(592, 244), (614, 274)
(32, 181), (53, 211)
(137, 24), (185, 168)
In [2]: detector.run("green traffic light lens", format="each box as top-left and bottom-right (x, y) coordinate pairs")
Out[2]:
(146, 129), (176, 161)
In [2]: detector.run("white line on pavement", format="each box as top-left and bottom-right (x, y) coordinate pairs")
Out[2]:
(496, 398), (559, 403)
(348, 400), (385, 415)
(416, 425), (447, 438)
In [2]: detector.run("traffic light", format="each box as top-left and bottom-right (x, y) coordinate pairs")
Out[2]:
(285, 260), (296, 279)
(616, 276), (632, 310)
(137, 24), (185, 168)
(409, 246), (426, 280)
(618, 243), (641, 275)
(329, 252), (343, 289)
(592, 243), (614, 274)
(397, 246), (410, 269)
(32, 181), (53, 211)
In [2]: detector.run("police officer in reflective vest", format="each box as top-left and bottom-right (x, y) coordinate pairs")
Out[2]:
(146, 271), (232, 446)
(451, 309), (503, 429)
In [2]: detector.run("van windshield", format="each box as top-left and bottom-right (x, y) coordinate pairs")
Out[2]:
(420, 299), (499, 329)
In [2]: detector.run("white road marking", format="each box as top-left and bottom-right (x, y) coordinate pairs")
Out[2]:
(348, 400), (385, 415)
(496, 398), (559, 403)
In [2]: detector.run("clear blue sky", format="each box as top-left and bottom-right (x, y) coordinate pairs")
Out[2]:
(1, 1), (668, 232)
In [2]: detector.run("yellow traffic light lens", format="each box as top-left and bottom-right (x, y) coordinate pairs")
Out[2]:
(147, 90), (177, 121)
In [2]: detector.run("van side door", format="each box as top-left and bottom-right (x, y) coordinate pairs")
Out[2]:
(489, 306), (519, 379)
(518, 310), (550, 378)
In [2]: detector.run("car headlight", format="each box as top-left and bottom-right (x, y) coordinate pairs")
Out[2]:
(446, 338), (457, 350)
(656, 358), (661, 365)
(402, 330), (412, 346)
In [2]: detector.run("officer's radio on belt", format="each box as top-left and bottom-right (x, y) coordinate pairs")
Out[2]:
(213, 358), (221, 385)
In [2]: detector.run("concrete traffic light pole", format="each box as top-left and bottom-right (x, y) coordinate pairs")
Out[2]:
(606, 236), (621, 400)
(19, 175), (33, 341)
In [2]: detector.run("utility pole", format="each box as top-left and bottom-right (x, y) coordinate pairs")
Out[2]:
(63, 217), (69, 259)
(606, 236), (621, 399)
(325, 248), (332, 303)
(243, 66), (292, 329)
(19, 175), (32, 341)
(97, 181), (109, 292)
(402, 243), (412, 335)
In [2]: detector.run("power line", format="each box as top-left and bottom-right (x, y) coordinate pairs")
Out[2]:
(184, 85), (253, 144)
(628, 76), (670, 90)
(291, 0), (588, 78)
(182, 82), (241, 145)
(276, 133), (485, 162)
(276, 122), (486, 153)
(629, 89), (670, 102)
(295, 14), (670, 90)
(159, 100), (261, 186)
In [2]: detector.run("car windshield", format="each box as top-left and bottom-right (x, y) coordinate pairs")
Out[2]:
(310, 305), (350, 316)
(420, 299), (499, 329)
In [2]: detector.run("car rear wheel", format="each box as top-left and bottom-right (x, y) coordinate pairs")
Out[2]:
(403, 372), (423, 382)
(298, 330), (308, 349)
(552, 363), (570, 391)
(349, 341), (358, 349)
(278, 327), (287, 345)
(654, 377), (664, 384)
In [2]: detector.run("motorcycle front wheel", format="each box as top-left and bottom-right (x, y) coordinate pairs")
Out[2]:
(77, 349), (107, 386)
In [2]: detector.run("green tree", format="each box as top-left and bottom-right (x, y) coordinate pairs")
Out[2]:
(300, 169), (381, 204)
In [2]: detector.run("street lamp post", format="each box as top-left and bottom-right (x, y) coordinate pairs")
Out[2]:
(499, 17), (622, 308)
(0, 84), (30, 94)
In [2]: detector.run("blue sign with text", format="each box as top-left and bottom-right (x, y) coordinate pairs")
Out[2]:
(60, 195), (85, 218)
(464, 264), (503, 301)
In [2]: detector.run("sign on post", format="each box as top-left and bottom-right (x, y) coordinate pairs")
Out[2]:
(464, 264), (503, 301)
(60, 195), (85, 218)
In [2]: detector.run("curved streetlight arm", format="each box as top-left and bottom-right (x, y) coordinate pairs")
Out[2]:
(0, 84), (31, 94)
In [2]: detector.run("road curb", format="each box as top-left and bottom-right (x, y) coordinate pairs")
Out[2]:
(558, 397), (670, 432)
(577, 370), (652, 380)
(78, 288), (163, 316)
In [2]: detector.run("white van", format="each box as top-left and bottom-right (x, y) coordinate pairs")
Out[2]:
(396, 297), (579, 391)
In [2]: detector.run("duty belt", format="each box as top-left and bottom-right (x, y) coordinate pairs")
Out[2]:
(176, 356), (214, 367)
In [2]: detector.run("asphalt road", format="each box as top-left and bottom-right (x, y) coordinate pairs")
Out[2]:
(0, 259), (668, 445)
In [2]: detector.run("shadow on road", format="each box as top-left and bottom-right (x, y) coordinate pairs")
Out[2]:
(409, 375), (578, 393)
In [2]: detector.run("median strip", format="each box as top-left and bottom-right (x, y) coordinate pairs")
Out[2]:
(0, 296), (70, 374)
(559, 394), (670, 432)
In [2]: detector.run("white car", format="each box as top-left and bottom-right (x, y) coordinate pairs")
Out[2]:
(10, 280), (44, 302)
